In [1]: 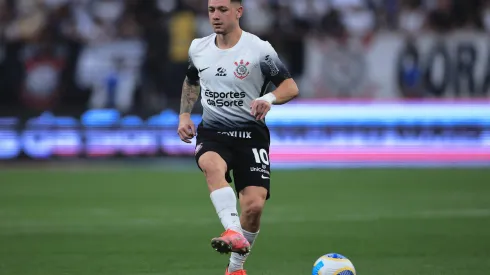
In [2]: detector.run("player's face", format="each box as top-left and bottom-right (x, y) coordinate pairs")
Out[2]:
(208, 0), (242, 35)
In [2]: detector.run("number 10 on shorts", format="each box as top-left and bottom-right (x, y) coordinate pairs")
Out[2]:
(252, 148), (269, 165)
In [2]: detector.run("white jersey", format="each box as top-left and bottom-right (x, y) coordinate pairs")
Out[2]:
(186, 31), (291, 133)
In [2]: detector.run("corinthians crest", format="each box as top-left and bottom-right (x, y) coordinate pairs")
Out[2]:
(234, 60), (250, 80)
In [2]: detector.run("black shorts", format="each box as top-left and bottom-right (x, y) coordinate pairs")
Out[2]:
(194, 123), (271, 200)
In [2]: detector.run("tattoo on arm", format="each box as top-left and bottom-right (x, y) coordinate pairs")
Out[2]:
(180, 77), (200, 114)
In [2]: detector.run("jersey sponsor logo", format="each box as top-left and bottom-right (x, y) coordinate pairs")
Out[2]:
(199, 67), (210, 73)
(250, 166), (270, 175)
(215, 67), (227, 76)
(264, 55), (279, 76)
(234, 59), (250, 80)
(217, 131), (252, 139)
(204, 89), (246, 107)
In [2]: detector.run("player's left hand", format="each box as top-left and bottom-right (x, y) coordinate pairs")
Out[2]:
(250, 99), (271, 121)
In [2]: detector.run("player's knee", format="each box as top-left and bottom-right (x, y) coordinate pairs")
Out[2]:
(243, 200), (264, 217)
(241, 198), (264, 231)
(241, 195), (265, 219)
(200, 161), (226, 180)
(240, 187), (267, 217)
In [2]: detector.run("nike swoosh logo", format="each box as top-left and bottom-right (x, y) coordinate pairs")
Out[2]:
(199, 67), (210, 73)
(261, 175), (269, 179)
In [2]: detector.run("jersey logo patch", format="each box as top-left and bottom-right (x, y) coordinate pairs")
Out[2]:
(265, 55), (279, 76)
(234, 60), (250, 80)
(216, 67), (227, 76)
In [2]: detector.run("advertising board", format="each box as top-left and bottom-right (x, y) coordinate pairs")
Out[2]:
(1, 101), (488, 165)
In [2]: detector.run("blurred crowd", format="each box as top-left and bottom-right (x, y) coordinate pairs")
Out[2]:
(0, 0), (487, 115)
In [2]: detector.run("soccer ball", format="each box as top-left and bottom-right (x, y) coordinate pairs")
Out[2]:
(312, 253), (356, 275)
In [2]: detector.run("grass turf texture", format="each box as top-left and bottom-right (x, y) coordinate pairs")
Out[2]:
(0, 168), (489, 275)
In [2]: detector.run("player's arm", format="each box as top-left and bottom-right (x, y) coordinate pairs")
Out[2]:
(268, 78), (299, 105)
(260, 49), (299, 105)
(180, 76), (201, 116)
(178, 54), (200, 143)
(251, 45), (299, 120)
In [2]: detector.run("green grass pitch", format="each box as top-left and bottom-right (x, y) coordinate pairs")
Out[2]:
(1, 168), (490, 275)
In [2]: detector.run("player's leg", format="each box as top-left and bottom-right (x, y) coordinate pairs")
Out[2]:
(239, 186), (267, 233)
(198, 151), (231, 193)
(227, 187), (267, 273)
(227, 145), (271, 273)
(195, 147), (250, 255)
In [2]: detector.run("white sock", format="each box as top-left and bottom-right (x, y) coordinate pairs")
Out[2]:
(210, 187), (242, 234)
(228, 229), (259, 272)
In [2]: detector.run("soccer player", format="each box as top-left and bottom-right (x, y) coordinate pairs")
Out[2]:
(177, 0), (299, 274)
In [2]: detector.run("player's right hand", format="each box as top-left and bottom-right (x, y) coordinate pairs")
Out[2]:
(178, 114), (196, 144)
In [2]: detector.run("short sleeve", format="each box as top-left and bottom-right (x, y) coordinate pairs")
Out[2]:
(186, 40), (199, 85)
(259, 42), (292, 87)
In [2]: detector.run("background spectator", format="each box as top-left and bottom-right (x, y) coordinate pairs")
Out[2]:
(0, 0), (487, 115)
